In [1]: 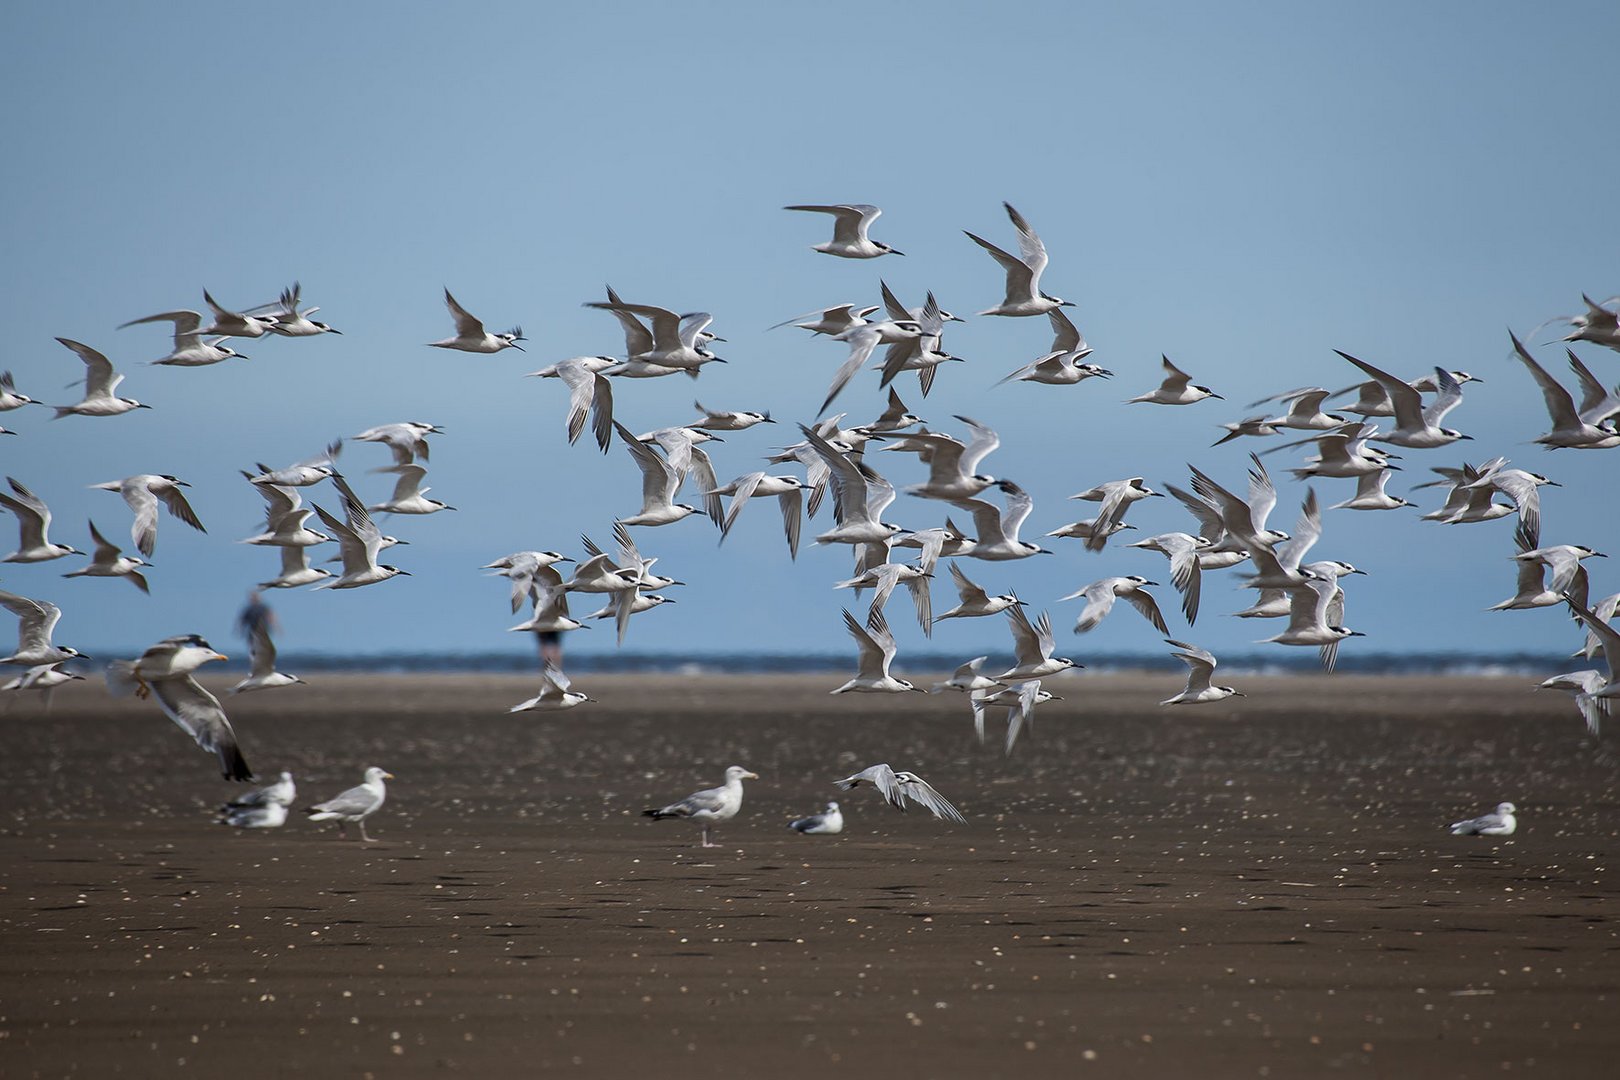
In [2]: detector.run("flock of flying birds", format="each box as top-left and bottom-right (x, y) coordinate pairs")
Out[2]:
(1, 201), (1617, 845)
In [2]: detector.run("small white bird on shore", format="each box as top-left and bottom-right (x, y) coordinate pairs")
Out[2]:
(219, 771), (296, 828)
(218, 801), (287, 829)
(1449, 802), (1516, 836)
(643, 765), (758, 848)
(789, 801), (844, 834)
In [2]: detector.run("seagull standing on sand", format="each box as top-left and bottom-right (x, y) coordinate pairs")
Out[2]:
(643, 765), (759, 848)
(1449, 802), (1517, 836)
(307, 767), (393, 840)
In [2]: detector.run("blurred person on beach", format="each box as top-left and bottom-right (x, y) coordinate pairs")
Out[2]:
(236, 589), (277, 642)
(535, 630), (562, 668)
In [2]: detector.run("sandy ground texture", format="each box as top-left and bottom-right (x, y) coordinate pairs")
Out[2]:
(1, 671), (1618, 1079)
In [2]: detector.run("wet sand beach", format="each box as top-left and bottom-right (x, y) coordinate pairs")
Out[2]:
(2, 672), (1617, 1078)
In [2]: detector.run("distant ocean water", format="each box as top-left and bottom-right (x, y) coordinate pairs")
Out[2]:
(173, 650), (1596, 678)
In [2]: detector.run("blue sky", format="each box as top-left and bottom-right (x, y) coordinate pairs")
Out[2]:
(2, 2), (1617, 662)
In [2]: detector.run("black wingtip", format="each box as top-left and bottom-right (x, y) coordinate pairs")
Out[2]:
(222, 746), (254, 782)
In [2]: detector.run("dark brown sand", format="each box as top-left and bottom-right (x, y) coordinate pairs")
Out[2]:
(2, 673), (1617, 1078)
